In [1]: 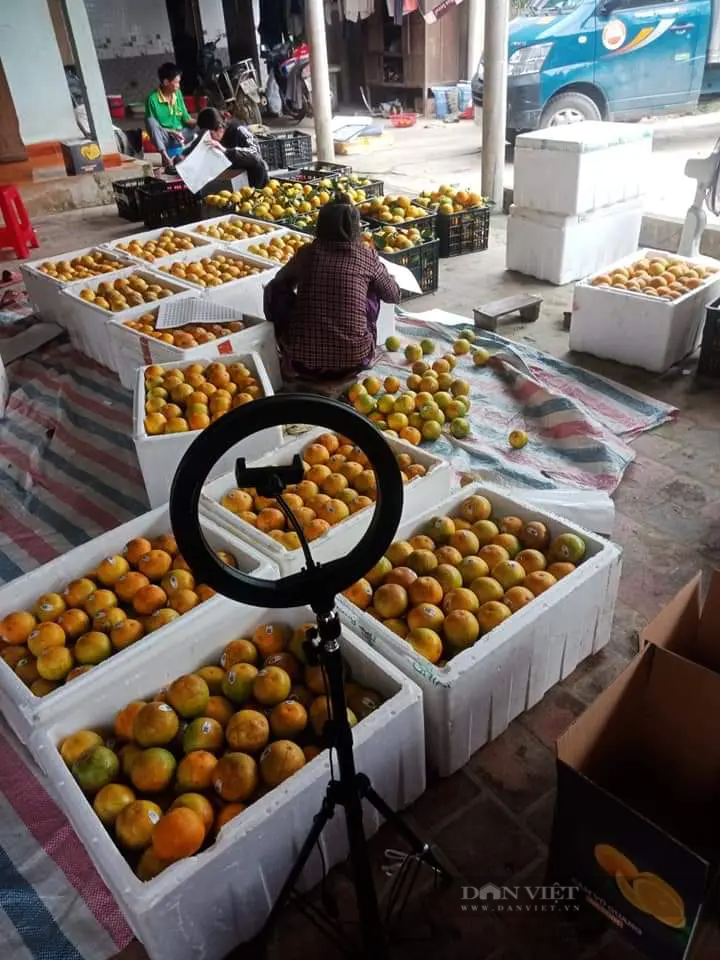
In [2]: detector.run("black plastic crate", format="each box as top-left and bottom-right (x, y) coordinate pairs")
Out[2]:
(380, 239), (440, 301)
(337, 176), (384, 200)
(140, 180), (202, 229)
(698, 298), (720, 379)
(361, 208), (437, 237)
(257, 131), (312, 170)
(112, 176), (156, 222)
(436, 204), (492, 258)
(299, 161), (351, 179)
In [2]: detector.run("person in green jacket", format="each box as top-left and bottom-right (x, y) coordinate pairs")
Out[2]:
(145, 62), (196, 173)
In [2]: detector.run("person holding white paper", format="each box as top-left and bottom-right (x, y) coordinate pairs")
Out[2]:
(192, 108), (269, 188)
(264, 196), (400, 389)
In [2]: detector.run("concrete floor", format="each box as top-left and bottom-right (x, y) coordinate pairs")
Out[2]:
(6, 206), (720, 960)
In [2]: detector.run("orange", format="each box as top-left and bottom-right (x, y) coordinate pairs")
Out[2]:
(3, 646), (29, 669)
(516, 549), (547, 574)
(385, 567), (418, 590)
(253, 666), (292, 705)
(498, 516), (523, 537)
(222, 663), (258, 704)
(221, 489), (254, 514)
(459, 496), (492, 523)
(407, 604), (445, 632)
(373, 583), (409, 619)
(523, 571), (557, 596)
(74, 631), (112, 665)
(196, 665), (226, 693)
(171, 793), (214, 832)
(547, 562), (575, 581)
(124, 537), (152, 565)
(136, 847), (168, 882)
(72, 744), (120, 793)
(15, 656), (40, 685)
(1, 610), (37, 645)
(306, 464), (332, 487)
(93, 783), (136, 827)
(133, 584), (167, 615)
(213, 752), (259, 802)
(84, 589), (118, 618)
(260, 740), (305, 788)
(110, 618), (144, 651)
(118, 743), (143, 779)
(176, 750), (218, 791)
(342, 579), (374, 610)
(183, 715), (225, 753)
(204, 695), (235, 727)
(270, 700), (308, 738)
(226, 709), (270, 753)
(221, 638), (258, 669)
(167, 674), (210, 719)
(133, 701), (180, 746)
(504, 586), (535, 613)
(408, 534), (435, 551)
(33, 592), (66, 623)
(145, 608), (180, 632)
(27, 622), (66, 658)
(63, 577), (97, 608)
(115, 799), (162, 850)
(252, 622), (290, 659)
(56, 608), (90, 640)
(95, 555), (130, 586)
(304, 443), (330, 466)
(316, 499), (350, 525)
(169, 588), (199, 613)
(115, 571), (150, 603)
(92, 607), (127, 633)
(60, 729), (103, 766)
(521, 521), (550, 551)
(407, 576), (443, 606)
(137, 550), (173, 581)
(476, 600), (512, 635)
(303, 519), (330, 542)
(443, 609), (480, 649)
(316, 432), (340, 453)
(214, 802), (245, 835)
(37, 646), (74, 681)
(442, 587), (480, 613)
(114, 701), (146, 740)
(255, 508), (285, 533)
(130, 747), (177, 793)
(492, 533), (521, 558)
(406, 627), (443, 663)
(31, 678), (60, 697)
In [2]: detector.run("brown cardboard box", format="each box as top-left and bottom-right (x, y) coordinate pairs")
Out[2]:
(640, 571), (720, 673)
(548, 643), (720, 960)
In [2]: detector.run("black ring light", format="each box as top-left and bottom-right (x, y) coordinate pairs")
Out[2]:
(169, 394), (404, 612)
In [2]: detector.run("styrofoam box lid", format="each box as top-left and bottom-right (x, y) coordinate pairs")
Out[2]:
(574, 247), (720, 305)
(20, 246), (133, 283)
(516, 120), (653, 153)
(133, 350), (273, 439)
(0, 507), (275, 738)
(338, 480), (622, 687)
(508, 196), (643, 227)
(28, 604), (422, 916)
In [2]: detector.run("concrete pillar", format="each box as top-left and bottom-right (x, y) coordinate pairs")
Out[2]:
(467, 0), (485, 80)
(305, 0), (334, 162)
(61, 0), (117, 156)
(481, 0), (509, 207)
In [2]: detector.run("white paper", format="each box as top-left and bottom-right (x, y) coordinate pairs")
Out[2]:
(399, 308), (472, 326)
(175, 132), (232, 194)
(155, 297), (242, 330)
(380, 257), (423, 295)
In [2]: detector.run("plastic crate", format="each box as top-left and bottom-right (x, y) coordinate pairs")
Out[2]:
(113, 176), (156, 222)
(139, 181), (203, 229)
(698, 297), (720, 378)
(381, 238), (440, 300)
(437, 204), (491, 257)
(361, 204), (437, 238)
(257, 131), (312, 170)
(343, 177), (384, 199)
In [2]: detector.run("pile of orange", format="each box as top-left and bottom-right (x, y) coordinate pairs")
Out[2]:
(0, 533), (236, 697)
(342, 493), (588, 664)
(124, 314), (246, 350)
(37, 251), (126, 282)
(143, 360), (264, 436)
(244, 233), (311, 265)
(193, 218), (273, 243)
(590, 255), (718, 301)
(77, 274), (178, 312)
(114, 230), (204, 263)
(60, 621), (385, 879)
(218, 432), (428, 551)
(158, 253), (265, 288)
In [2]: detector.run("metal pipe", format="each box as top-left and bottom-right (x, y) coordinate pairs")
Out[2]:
(481, 0), (509, 206)
(305, 0), (334, 162)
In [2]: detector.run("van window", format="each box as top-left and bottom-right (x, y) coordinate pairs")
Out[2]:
(528, 0), (584, 13)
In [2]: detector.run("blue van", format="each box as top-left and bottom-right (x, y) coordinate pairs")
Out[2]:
(471, 0), (720, 135)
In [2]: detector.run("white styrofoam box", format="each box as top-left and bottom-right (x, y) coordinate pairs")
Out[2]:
(202, 426), (454, 576)
(227, 228), (312, 266)
(152, 243), (275, 314)
(103, 227), (213, 266)
(61, 267), (196, 370)
(29, 604), (425, 960)
(134, 352), (281, 509)
(506, 198), (643, 286)
(514, 121), (653, 216)
(570, 248), (720, 372)
(20, 247), (132, 330)
(107, 300), (269, 390)
(337, 482), (622, 778)
(181, 213), (282, 246)
(0, 506), (275, 745)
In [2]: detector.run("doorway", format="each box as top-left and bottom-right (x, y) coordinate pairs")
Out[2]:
(165, 0), (202, 94)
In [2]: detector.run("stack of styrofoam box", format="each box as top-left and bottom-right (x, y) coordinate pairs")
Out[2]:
(337, 481), (622, 777)
(0, 505), (275, 744)
(103, 227), (213, 266)
(507, 121), (652, 285)
(30, 604), (425, 960)
(20, 247), (132, 332)
(108, 299), (279, 390)
(61, 267), (196, 369)
(133, 353), (282, 508)
(570, 248), (720, 372)
(202, 426), (454, 575)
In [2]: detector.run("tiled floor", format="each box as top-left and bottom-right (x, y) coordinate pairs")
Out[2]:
(8, 206), (720, 960)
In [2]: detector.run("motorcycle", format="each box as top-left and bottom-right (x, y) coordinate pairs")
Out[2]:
(197, 39), (263, 127)
(262, 42), (332, 124)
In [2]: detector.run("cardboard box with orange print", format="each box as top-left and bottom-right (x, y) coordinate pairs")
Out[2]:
(548, 641), (720, 960)
(61, 138), (104, 176)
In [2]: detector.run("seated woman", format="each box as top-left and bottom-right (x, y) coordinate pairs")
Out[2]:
(264, 197), (401, 391)
(194, 108), (269, 188)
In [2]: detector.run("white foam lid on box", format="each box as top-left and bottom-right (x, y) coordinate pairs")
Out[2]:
(516, 121), (653, 152)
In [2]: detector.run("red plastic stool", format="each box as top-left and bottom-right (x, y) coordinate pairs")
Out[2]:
(0, 186), (38, 259)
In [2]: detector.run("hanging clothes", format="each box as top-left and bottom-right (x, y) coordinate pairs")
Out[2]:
(343, 0), (375, 21)
(403, 0), (419, 11)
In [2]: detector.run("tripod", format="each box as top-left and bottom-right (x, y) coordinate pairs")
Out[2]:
(257, 605), (450, 957)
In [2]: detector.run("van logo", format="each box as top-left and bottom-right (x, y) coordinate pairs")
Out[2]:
(602, 19), (627, 51)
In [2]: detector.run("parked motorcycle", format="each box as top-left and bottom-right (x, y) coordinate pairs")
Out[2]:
(197, 39), (263, 127)
(261, 42), (332, 124)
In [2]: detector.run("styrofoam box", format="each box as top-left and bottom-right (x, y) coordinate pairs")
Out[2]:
(227, 227), (312, 266)
(570, 248), (720, 372)
(153, 243), (275, 314)
(134, 352), (282, 509)
(202, 426), (454, 576)
(0, 506), (275, 744)
(61, 267), (196, 370)
(20, 247), (132, 331)
(29, 604), (425, 960)
(181, 213), (282, 246)
(506, 198), (643, 286)
(103, 227), (213, 266)
(337, 481), (622, 778)
(107, 299), (271, 390)
(514, 121), (653, 216)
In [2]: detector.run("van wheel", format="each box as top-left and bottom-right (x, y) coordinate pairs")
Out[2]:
(540, 92), (602, 127)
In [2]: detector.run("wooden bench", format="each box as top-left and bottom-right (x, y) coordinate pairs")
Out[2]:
(473, 294), (542, 332)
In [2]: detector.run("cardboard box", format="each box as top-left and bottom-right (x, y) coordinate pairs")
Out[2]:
(640, 571), (720, 673)
(61, 139), (104, 176)
(548, 643), (720, 959)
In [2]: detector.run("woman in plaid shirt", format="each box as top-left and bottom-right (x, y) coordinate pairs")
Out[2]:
(264, 197), (401, 385)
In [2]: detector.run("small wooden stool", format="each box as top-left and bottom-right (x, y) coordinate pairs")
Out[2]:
(474, 294), (542, 332)
(0, 186), (38, 259)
